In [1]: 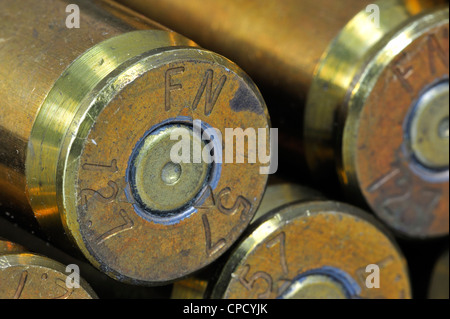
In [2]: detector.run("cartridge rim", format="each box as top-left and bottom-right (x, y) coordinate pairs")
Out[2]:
(26, 30), (269, 284)
(126, 120), (218, 225)
(346, 8), (449, 238)
(210, 200), (411, 299)
(0, 253), (97, 299)
(305, 2), (449, 238)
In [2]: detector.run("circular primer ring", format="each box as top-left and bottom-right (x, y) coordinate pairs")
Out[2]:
(125, 116), (222, 225)
(402, 78), (449, 183)
(278, 266), (361, 299)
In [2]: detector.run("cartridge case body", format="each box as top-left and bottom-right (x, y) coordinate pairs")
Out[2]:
(0, 0), (270, 284)
(119, 0), (450, 238)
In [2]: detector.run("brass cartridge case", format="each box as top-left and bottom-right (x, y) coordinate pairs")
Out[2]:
(172, 184), (411, 299)
(0, 0), (270, 284)
(0, 238), (97, 299)
(117, 0), (449, 239)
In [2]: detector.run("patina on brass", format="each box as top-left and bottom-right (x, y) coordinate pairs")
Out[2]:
(309, 1), (449, 239)
(0, 239), (97, 299)
(0, 0), (269, 285)
(118, 0), (449, 238)
(172, 184), (411, 299)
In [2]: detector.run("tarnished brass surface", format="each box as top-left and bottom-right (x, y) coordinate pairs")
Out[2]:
(308, 2), (449, 239)
(172, 184), (411, 299)
(0, 0), (269, 284)
(0, 239), (97, 299)
(0, 215), (173, 299)
(428, 250), (449, 299)
(118, 0), (449, 238)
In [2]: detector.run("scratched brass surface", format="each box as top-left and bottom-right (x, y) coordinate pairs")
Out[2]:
(307, 1), (449, 238)
(0, 0), (270, 284)
(171, 184), (411, 299)
(0, 239), (97, 299)
(118, 0), (449, 238)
